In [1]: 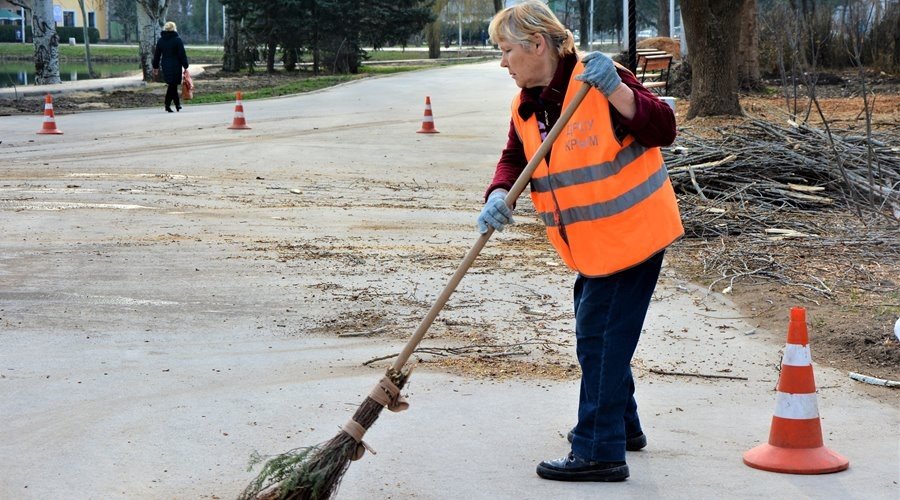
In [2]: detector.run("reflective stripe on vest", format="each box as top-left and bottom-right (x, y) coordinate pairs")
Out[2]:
(537, 162), (669, 227)
(530, 141), (648, 193)
(512, 60), (684, 276)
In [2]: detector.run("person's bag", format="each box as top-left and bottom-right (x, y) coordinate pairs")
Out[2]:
(182, 69), (194, 100)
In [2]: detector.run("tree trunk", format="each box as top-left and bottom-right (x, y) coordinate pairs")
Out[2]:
(77, 0), (95, 78)
(266, 39), (276, 73)
(222, 13), (242, 72)
(426, 19), (441, 59)
(31, 0), (61, 84)
(493, 0), (503, 13)
(893, 5), (900, 68)
(737, 0), (760, 89)
(681, 0), (744, 118)
(137, 1), (170, 82)
(658, 0), (670, 37)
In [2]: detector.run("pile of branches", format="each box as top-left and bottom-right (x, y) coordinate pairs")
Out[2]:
(663, 118), (898, 298)
(665, 118), (899, 239)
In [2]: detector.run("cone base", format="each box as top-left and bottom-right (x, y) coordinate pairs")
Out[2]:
(416, 129), (439, 134)
(37, 129), (63, 135)
(228, 123), (251, 130)
(743, 443), (849, 474)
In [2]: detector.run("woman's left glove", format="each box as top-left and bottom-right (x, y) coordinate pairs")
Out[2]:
(477, 189), (513, 234)
(576, 52), (622, 97)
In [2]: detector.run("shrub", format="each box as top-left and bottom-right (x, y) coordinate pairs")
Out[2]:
(0, 25), (31, 43)
(0, 25), (99, 44)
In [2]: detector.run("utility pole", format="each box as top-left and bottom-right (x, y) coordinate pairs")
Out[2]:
(669, 0), (675, 39)
(205, 0), (209, 43)
(589, 0), (594, 50)
(457, 1), (462, 51)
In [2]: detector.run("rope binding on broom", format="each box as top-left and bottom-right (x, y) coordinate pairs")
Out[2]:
(341, 375), (410, 461)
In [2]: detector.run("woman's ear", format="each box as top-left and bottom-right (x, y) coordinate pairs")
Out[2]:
(530, 33), (545, 53)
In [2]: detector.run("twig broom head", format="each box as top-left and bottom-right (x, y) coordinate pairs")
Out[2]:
(240, 368), (410, 500)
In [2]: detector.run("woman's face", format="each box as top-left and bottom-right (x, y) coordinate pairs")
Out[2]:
(498, 34), (553, 89)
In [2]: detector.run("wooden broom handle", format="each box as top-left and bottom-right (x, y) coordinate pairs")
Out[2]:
(391, 82), (592, 372)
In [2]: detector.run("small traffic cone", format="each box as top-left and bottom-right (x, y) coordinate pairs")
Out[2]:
(228, 91), (251, 130)
(743, 307), (849, 474)
(37, 94), (63, 135)
(416, 96), (439, 134)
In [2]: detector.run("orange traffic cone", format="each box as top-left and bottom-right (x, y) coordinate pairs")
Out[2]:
(416, 96), (439, 134)
(37, 94), (63, 135)
(228, 91), (251, 130)
(743, 307), (849, 474)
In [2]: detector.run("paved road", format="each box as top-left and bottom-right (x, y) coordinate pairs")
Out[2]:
(0, 61), (897, 499)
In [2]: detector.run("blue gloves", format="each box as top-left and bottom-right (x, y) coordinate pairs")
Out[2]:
(477, 189), (513, 234)
(576, 52), (622, 97)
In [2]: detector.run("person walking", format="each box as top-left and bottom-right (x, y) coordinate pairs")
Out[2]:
(152, 22), (189, 113)
(478, 1), (683, 482)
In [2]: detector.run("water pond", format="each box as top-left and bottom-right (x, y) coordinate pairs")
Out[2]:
(0, 61), (139, 88)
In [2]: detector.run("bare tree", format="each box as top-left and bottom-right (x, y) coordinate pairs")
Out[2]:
(137, 0), (171, 81)
(221, 7), (242, 73)
(681, 0), (744, 118)
(577, 0), (589, 50)
(426, 0), (449, 59)
(737, 0), (760, 89)
(658, 0), (670, 37)
(10, 0), (61, 84)
(77, 0), (98, 78)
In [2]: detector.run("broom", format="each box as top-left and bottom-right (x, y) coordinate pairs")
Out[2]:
(240, 82), (592, 500)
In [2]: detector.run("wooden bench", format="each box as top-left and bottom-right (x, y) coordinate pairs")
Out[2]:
(635, 53), (673, 95)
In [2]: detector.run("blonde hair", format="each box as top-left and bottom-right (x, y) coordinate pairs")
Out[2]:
(488, 0), (576, 57)
(163, 21), (177, 32)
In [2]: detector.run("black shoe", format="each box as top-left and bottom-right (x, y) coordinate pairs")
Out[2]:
(567, 429), (647, 451)
(536, 452), (629, 482)
(165, 106), (174, 113)
(175, 105), (182, 112)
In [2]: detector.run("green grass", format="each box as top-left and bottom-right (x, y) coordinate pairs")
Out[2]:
(188, 74), (366, 104)
(1, 43), (491, 63)
(365, 49), (432, 61)
(360, 64), (432, 74)
(0, 42), (223, 63)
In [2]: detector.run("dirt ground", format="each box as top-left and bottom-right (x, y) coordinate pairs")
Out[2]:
(2, 65), (898, 384)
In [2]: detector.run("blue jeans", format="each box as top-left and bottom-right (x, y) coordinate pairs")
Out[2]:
(569, 250), (665, 462)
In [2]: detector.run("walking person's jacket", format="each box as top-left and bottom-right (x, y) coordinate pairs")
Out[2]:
(153, 31), (189, 85)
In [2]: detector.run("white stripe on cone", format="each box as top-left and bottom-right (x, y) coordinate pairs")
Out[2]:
(773, 392), (819, 419)
(234, 112), (244, 118)
(422, 116), (434, 123)
(782, 343), (812, 366)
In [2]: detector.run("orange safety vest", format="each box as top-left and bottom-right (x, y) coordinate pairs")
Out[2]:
(512, 61), (684, 277)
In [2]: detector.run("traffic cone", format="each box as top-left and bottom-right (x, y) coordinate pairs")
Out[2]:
(743, 307), (849, 474)
(37, 94), (63, 135)
(416, 96), (439, 134)
(228, 91), (251, 130)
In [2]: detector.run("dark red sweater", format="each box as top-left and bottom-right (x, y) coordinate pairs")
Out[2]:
(485, 53), (676, 200)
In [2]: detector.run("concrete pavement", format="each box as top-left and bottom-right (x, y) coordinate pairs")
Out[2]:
(0, 61), (897, 499)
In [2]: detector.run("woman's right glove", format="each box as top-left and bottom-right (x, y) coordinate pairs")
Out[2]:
(477, 189), (513, 234)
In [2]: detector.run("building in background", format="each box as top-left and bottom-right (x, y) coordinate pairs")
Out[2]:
(0, 0), (108, 41)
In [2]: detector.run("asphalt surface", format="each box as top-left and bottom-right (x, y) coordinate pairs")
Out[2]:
(0, 61), (897, 499)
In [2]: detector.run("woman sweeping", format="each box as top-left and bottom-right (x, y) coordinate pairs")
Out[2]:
(152, 21), (189, 113)
(478, 0), (683, 482)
